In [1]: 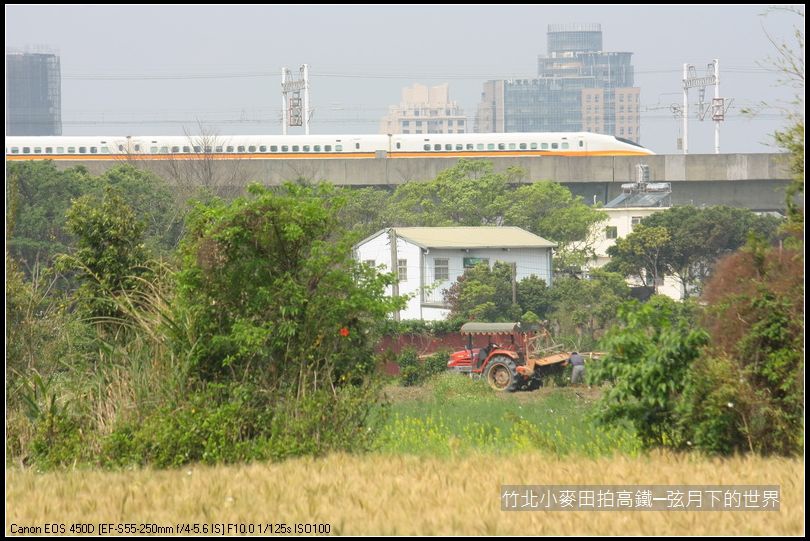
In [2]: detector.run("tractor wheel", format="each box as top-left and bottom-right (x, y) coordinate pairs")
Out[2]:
(485, 356), (520, 392)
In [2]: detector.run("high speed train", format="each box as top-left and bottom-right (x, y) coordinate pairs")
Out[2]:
(6, 132), (653, 161)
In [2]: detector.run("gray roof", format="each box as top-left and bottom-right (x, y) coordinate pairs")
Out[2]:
(605, 191), (671, 208)
(388, 227), (556, 249)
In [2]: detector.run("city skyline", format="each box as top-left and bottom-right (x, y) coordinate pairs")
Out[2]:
(5, 5), (803, 154)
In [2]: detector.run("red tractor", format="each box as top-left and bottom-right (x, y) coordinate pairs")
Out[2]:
(447, 322), (573, 392)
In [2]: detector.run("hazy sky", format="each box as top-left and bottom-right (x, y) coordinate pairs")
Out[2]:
(5, 5), (803, 154)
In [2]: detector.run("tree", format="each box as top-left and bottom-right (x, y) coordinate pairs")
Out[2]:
(444, 261), (520, 322)
(606, 206), (781, 297)
(503, 181), (607, 271)
(6, 162), (92, 274)
(387, 159), (514, 226)
(590, 297), (709, 448)
(60, 186), (149, 321)
(605, 224), (669, 293)
(176, 182), (403, 386)
(680, 239), (803, 455)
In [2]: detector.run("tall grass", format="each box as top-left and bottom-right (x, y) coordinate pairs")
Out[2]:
(376, 373), (641, 457)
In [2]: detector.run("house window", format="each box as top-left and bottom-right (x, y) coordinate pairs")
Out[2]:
(434, 258), (449, 281)
(363, 259), (375, 267)
(605, 226), (618, 239)
(397, 259), (407, 282)
(631, 216), (643, 229)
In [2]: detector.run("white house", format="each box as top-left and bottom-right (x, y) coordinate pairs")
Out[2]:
(587, 181), (684, 300)
(354, 227), (556, 321)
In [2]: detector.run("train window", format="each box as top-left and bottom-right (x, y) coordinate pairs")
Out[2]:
(281, 146), (289, 152)
(90, 147), (98, 154)
(150, 147), (158, 154)
(355, 143), (360, 150)
(80, 147), (87, 154)
(249, 146), (256, 152)
(423, 144), (431, 151)
(10, 148), (19, 154)
(325, 145), (332, 151)
(302, 146), (310, 152)
(445, 144), (452, 151)
(270, 146), (278, 152)
(434, 144), (441, 151)
(530, 143), (537, 150)
(158, 147), (166, 154)
(215, 146), (223, 153)
(541, 143), (549, 150)
(335, 144), (342, 151)
(466, 144), (474, 150)
(100, 147), (109, 154)
(134, 145), (141, 151)
(237, 146), (245, 152)
(561, 142), (569, 149)
(171, 146), (180, 153)
(69, 147), (77, 153)
(259, 145), (267, 152)
(487, 143), (495, 150)
(204, 146), (212, 153)
(183, 146), (190, 153)
(314, 145), (321, 152)
(58, 147), (65, 153)
(551, 143), (559, 150)
(194, 146), (202, 153)
(34, 147), (42, 154)
(455, 144), (463, 150)
(519, 143), (527, 150)
(476, 144), (483, 150)
(395, 143), (401, 150)
(498, 143), (505, 150)
(508, 143), (516, 150)
(45, 147), (53, 154)
(118, 145), (124, 152)
(579, 140), (584, 147)
(22, 147), (30, 154)
(292, 145), (299, 152)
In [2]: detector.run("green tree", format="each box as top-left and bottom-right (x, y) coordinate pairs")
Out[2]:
(60, 186), (149, 320)
(443, 261), (520, 322)
(607, 206), (781, 297)
(503, 181), (607, 271)
(176, 183), (403, 385)
(6, 162), (92, 274)
(605, 224), (670, 293)
(388, 160), (515, 226)
(547, 269), (631, 348)
(590, 296), (709, 448)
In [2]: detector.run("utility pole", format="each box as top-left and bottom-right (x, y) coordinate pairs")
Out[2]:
(389, 228), (400, 322)
(511, 262), (517, 305)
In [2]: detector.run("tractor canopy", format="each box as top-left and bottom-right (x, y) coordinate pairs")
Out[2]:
(459, 322), (521, 335)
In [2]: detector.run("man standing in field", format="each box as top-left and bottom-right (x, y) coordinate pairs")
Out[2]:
(568, 352), (586, 385)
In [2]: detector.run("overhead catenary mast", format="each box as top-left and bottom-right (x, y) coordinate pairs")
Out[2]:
(281, 64), (311, 135)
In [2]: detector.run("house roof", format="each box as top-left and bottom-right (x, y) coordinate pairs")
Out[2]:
(357, 227), (556, 249)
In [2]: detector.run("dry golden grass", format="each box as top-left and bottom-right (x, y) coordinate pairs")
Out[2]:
(6, 452), (803, 535)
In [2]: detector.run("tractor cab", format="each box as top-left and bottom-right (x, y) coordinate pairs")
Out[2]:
(448, 321), (572, 392)
(447, 322), (523, 375)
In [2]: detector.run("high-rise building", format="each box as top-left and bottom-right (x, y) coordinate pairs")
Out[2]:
(6, 50), (62, 136)
(475, 24), (641, 142)
(380, 83), (467, 135)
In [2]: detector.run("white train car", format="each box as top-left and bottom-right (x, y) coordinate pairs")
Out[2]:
(6, 132), (654, 161)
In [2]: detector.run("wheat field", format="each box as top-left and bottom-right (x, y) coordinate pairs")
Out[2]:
(6, 452), (803, 535)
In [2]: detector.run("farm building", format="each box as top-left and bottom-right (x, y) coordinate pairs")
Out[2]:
(354, 227), (556, 321)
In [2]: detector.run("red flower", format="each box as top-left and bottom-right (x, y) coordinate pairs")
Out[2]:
(339, 327), (350, 337)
